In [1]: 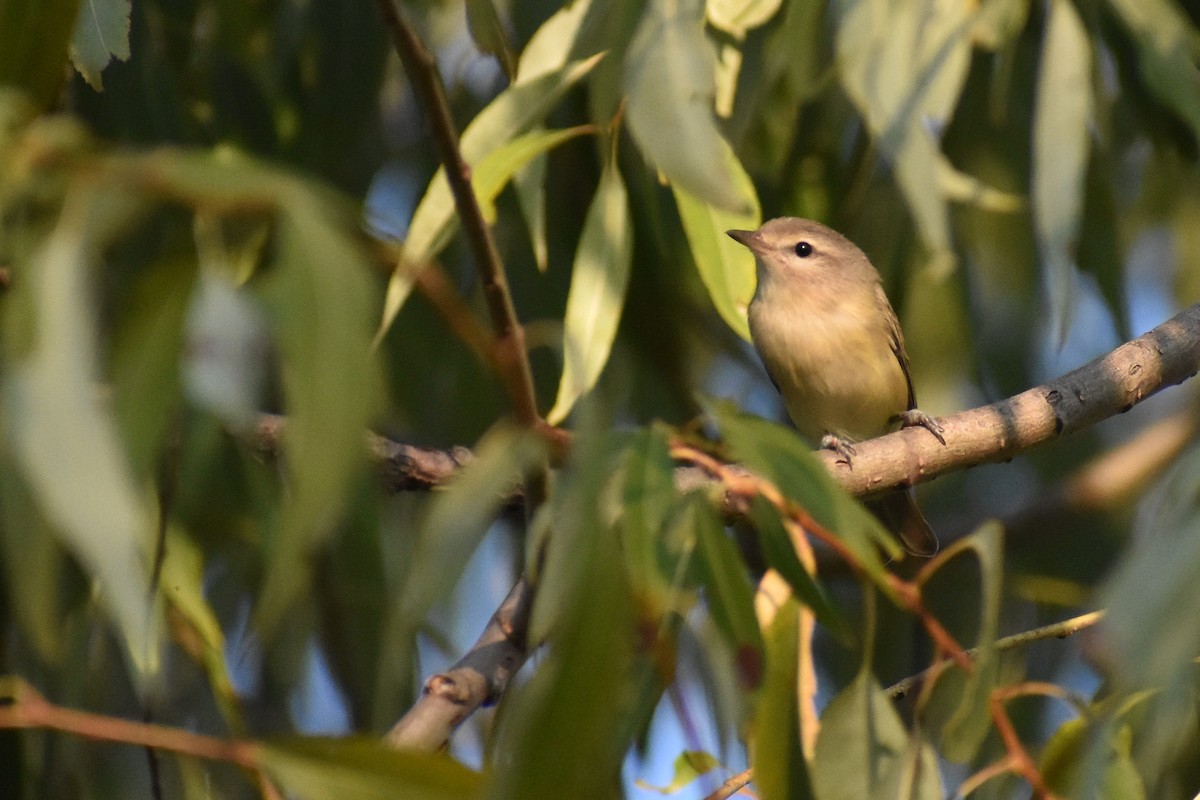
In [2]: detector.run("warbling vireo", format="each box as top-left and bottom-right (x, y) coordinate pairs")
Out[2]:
(727, 217), (945, 556)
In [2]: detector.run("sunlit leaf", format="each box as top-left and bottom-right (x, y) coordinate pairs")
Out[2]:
(672, 138), (759, 341)
(377, 55), (604, 340)
(513, 149), (549, 271)
(625, 0), (750, 213)
(1042, 718), (1145, 800)
(1033, 0), (1092, 345)
(261, 737), (482, 800)
(635, 751), (722, 794)
(3, 188), (161, 681)
(161, 528), (244, 733)
(546, 158), (632, 425)
(473, 126), (595, 222)
(752, 598), (816, 800)
(515, 0), (593, 84)
(69, 0), (130, 90)
(707, 0), (783, 38)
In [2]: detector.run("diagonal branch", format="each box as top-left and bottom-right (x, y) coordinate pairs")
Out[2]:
(374, 0), (542, 435)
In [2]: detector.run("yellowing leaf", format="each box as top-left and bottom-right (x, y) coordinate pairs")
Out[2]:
(673, 137), (759, 341)
(546, 159), (632, 424)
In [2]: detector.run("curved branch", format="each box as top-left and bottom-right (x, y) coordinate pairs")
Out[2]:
(823, 303), (1200, 496)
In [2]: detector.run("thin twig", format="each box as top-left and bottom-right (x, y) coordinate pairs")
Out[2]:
(888, 610), (1105, 698)
(374, 0), (542, 435)
(703, 768), (754, 800)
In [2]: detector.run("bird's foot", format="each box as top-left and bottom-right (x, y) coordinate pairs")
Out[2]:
(819, 433), (857, 465)
(898, 409), (946, 445)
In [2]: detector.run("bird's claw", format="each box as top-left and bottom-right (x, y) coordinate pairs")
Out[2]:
(898, 409), (946, 445)
(820, 433), (857, 465)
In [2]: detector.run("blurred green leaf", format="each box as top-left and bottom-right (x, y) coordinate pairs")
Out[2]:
(397, 424), (543, 634)
(707, 402), (901, 592)
(261, 736), (482, 800)
(625, 0), (750, 213)
(752, 597), (816, 800)
(619, 426), (694, 618)
(928, 520), (1004, 762)
(491, 428), (636, 800)
(938, 156), (1025, 212)
(513, 148), (549, 272)
(69, 0), (131, 90)
(466, 0), (516, 80)
(836, 0), (973, 275)
(672, 137), (759, 341)
(813, 669), (941, 800)
(3, 188), (162, 682)
(1042, 718), (1145, 800)
(0, 463), (66, 663)
(747, 496), (850, 643)
(689, 492), (763, 686)
(0, 0), (80, 107)
(252, 191), (379, 635)
(1106, 0), (1200, 142)
(1033, 0), (1092, 345)
(635, 751), (722, 794)
(547, 157), (632, 424)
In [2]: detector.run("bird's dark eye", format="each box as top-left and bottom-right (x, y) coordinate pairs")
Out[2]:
(794, 241), (814, 258)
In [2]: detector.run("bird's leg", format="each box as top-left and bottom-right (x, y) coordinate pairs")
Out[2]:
(897, 409), (946, 445)
(819, 433), (857, 465)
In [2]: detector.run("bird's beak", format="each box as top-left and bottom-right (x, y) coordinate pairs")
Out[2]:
(726, 229), (761, 252)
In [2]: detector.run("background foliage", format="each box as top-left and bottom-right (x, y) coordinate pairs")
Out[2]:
(2, 0), (1200, 797)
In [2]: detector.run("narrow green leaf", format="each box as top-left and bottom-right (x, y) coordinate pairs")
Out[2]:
(938, 156), (1025, 212)
(706, 402), (901, 592)
(0, 464), (66, 663)
(0, 0), (81, 107)
(514, 0), (593, 84)
(472, 126), (595, 223)
(931, 521), (1004, 762)
(69, 0), (131, 90)
(1033, 0), (1092, 345)
(625, 0), (750, 213)
(513, 150), (549, 272)
(465, 0), (516, 80)
(752, 598), (816, 800)
(546, 158), (632, 425)
(1106, 0), (1200, 142)
(747, 496), (850, 643)
(690, 492), (764, 686)
(160, 528), (244, 733)
(673, 138), (760, 341)
(377, 55), (604, 340)
(619, 427), (693, 617)
(253, 192), (378, 635)
(261, 737), (482, 800)
(3, 188), (161, 681)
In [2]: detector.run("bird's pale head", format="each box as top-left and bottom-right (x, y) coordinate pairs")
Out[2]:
(726, 217), (877, 290)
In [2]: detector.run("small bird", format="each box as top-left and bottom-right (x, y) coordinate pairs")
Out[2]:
(727, 217), (945, 556)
